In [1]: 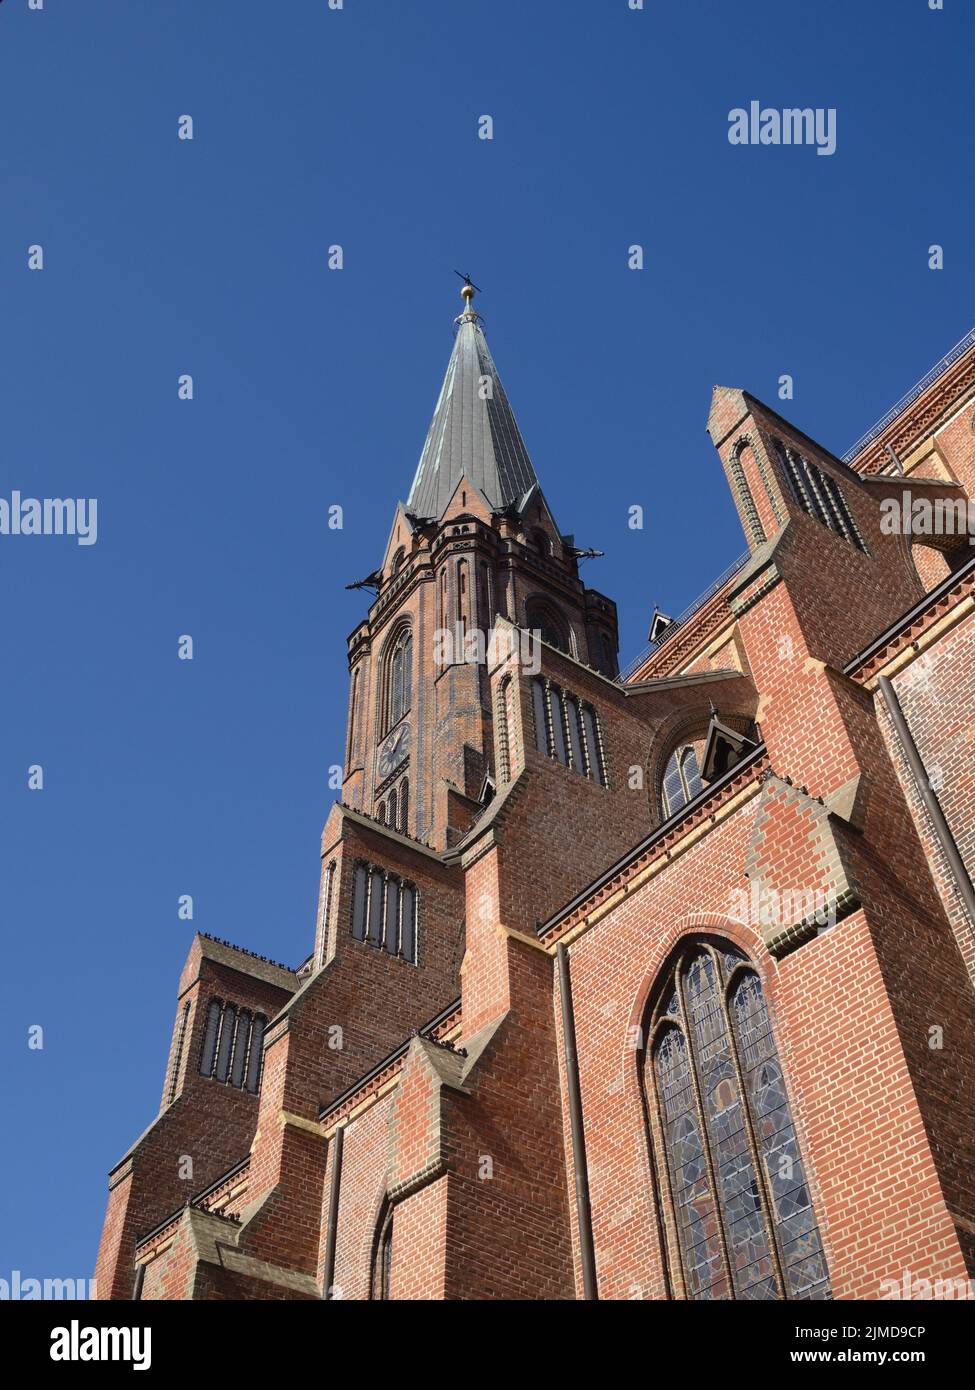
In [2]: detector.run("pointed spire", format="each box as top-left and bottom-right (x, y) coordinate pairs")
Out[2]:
(407, 283), (539, 519)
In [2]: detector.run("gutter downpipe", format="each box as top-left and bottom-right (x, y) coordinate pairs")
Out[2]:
(878, 675), (975, 928)
(322, 1126), (344, 1300)
(557, 941), (598, 1300)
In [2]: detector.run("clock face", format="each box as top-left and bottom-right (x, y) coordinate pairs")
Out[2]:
(378, 723), (411, 780)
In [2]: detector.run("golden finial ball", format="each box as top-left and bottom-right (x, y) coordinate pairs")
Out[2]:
(460, 283), (475, 302)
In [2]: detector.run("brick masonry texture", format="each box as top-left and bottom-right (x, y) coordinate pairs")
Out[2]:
(95, 324), (975, 1301)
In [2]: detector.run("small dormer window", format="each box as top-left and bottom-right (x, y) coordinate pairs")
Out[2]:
(391, 547), (406, 575)
(701, 715), (758, 784)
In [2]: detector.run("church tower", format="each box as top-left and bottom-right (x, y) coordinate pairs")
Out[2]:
(340, 283), (619, 850)
(94, 300), (975, 1305)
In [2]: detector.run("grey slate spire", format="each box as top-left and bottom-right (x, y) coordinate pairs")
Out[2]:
(407, 285), (539, 519)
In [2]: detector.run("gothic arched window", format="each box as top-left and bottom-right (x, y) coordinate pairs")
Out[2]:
(350, 859), (419, 964)
(525, 600), (570, 655)
(317, 860), (336, 970)
(497, 675), (515, 783)
(199, 1000), (267, 1095)
(594, 631), (617, 679)
(384, 627), (413, 732)
(372, 1202), (394, 1300)
(772, 439), (866, 553)
(167, 1001), (190, 1105)
(645, 940), (830, 1301)
(662, 745), (703, 818)
(346, 666), (360, 767)
(532, 677), (606, 786)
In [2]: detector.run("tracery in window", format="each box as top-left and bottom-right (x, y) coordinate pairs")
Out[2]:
(384, 627), (413, 732)
(662, 745), (703, 818)
(646, 940), (830, 1301)
(525, 600), (570, 654)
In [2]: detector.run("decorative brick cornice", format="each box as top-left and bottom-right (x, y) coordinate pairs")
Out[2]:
(849, 342), (975, 476)
(197, 933), (300, 979)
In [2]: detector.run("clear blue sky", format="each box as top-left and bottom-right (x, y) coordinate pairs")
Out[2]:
(2, 0), (971, 1284)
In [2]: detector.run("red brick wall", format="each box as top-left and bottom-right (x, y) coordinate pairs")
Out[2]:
(884, 618), (975, 983)
(94, 951), (293, 1301)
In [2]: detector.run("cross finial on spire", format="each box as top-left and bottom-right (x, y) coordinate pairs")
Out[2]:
(453, 270), (482, 323)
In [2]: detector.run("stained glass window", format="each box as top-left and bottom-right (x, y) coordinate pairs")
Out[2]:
(662, 745), (704, 818)
(385, 628), (413, 731)
(647, 940), (830, 1300)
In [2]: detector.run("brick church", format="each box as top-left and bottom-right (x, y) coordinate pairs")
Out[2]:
(95, 285), (975, 1300)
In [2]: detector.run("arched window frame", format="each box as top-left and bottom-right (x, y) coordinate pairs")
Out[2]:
(524, 599), (571, 656)
(350, 859), (419, 964)
(199, 998), (222, 1078)
(198, 998), (267, 1095)
(371, 1200), (394, 1301)
(382, 624), (413, 735)
(317, 860), (336, 970)
(531, 677), (607, 786)
(167, 1001), (190, 1105)
(346, 665), (361, 768)
(643, 938), (831, 1302)
(772, 439), (866, 553)
(661, 744), (703, 818)
(497, 674), (515, 783)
